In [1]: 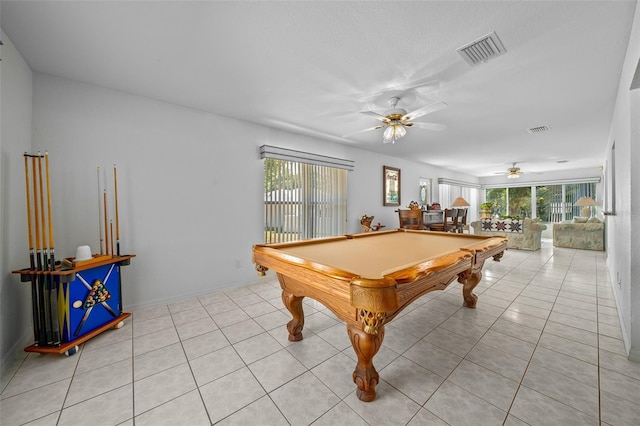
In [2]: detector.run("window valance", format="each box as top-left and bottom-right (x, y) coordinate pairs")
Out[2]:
(438, 178), (481, 189)
(259, 145), (355, 171)
(481, 176), (600, 189)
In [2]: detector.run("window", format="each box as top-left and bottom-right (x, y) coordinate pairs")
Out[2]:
(485, 187), (531, 218)
(263, 158), (348, 243)
(507, 187), (531, 218)
(565, 183), (597, 219)
(536, 184), (563, 222)
(485, 181), (597, 223)
(485, 188), (506, 217)
(438, 179), (480, 220)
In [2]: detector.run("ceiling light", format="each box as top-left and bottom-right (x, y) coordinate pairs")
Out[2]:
(345, 96), (446, 144)
(383, 120), (407, 144)
(505, 163), (522, 178)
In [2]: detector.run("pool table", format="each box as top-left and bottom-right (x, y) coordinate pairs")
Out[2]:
(252, 229), (507, 402)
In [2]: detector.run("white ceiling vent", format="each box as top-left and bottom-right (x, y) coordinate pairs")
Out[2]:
(527, 125), (550, 134)
(457, 31), (506, 66)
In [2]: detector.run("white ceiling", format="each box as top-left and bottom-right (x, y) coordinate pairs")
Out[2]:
(1, 1), (636, 178)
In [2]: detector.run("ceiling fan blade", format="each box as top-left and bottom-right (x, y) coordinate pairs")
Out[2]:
(408, 122), (446, 131)
(362, 79), (441, 105)
(343, 125), (384, 138)
(264, 118), (358, 144)
(360, 110), (390, 122)
(401, 77), (441, 93)
(402, 101), (448, 121)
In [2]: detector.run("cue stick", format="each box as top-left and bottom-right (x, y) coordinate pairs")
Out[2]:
(32, 154), (52, 345)
(36, 153), (46, 254)
(103, 189), (110, 256)
(110, 220), (114, 256)
(24, 154), (41, 345)
(37, 153), (53, 344)
(44, 152), (61, 345)
(97, 166), (104, 255)
(113, 165), (120, 256)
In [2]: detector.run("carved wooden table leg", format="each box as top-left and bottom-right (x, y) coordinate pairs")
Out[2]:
(458, 270), (482, 308)
(347, 324), (384, 402)
(281, 290), (304, 341)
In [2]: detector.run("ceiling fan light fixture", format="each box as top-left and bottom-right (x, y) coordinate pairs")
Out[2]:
(356, 96), (446, 144)
(505, 163), (522, 178)
(383, 121), (406, 143)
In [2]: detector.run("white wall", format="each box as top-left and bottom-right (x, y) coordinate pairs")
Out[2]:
(1, 30), (34, 369)
(605, 2), (640, 361)
(29, 74), (477, 309)
(2, 62), (477, 365)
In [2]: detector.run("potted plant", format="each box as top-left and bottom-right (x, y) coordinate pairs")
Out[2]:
(480, 202), (493, 219)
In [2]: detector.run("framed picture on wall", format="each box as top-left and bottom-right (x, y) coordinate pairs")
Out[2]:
(383, 166), (401, 206)
(418, 178), (431, 207)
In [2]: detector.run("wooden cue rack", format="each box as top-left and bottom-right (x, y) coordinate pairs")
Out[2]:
(13, 254), (135, 355)
(18, 154), (133, 356)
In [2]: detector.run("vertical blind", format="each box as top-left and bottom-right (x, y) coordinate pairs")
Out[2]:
(438, 179), (480, 221)
(566, 182), (597, 219)
(263, 158), (348, 243)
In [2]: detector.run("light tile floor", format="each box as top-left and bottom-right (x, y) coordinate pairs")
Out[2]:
(2, 241), (640, 425)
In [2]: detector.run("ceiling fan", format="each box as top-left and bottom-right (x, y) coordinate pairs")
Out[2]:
(344, 96), (447, 144)
(495, 163), (524, 179)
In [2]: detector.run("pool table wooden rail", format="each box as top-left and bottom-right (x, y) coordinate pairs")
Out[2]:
(253, 230), (506, 328)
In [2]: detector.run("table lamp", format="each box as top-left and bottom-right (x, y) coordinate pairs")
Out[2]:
(451, 197), (470, 207)
(574, 196), (597, 218)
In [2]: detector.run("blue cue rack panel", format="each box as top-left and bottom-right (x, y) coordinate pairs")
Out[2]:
(58, 262), (122, 342)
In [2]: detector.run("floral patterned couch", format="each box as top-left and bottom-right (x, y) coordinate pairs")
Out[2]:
(552, 218), (604, 251)
(470, 218), (546, 251)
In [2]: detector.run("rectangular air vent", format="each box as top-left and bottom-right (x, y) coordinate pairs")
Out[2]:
(527, 125), (550, 134)
(457, 31), (506, 66)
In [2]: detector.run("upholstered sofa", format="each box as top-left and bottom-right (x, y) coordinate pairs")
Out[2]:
(470, 218), (547, 251)
(553, 218), (604, 251)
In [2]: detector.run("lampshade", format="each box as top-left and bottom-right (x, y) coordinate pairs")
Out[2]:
(574, 197), (597, 218)
(574, 197), (597, 207)
(451, 197), (470, 207)
(507, 173), (519, 179)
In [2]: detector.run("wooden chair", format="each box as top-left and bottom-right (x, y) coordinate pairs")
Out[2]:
(429, 208), (458, 232)
(397, 209), (427, 230)
(454, 208), (467, 233)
